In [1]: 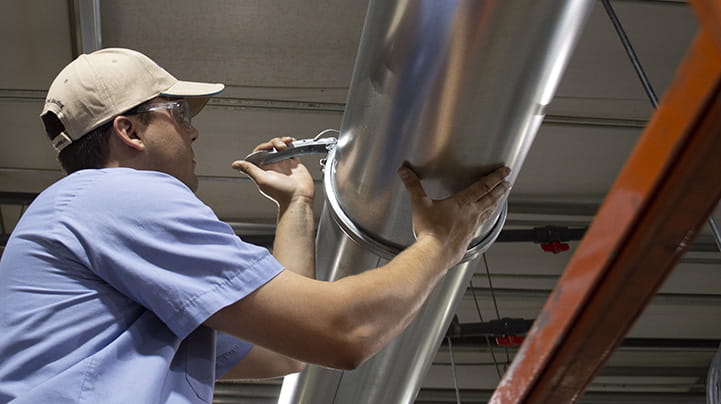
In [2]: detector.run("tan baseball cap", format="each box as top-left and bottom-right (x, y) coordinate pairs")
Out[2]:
(41, 48), (224, 152)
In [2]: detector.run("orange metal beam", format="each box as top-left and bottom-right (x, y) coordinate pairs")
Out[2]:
(691, 0), (721, 49)
(489, 26), (721, 404)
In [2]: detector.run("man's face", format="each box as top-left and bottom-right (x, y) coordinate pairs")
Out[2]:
(136, 97), (200, 191)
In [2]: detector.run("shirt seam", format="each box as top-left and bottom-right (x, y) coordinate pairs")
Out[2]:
(76, 355), (99, 404)
(169, 253), (283, 337)
(176, 253), (267, 313)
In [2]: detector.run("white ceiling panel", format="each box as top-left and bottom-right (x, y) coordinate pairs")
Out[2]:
(0, 100), (58, 169)
(554, 1), (697, 119)
(100, 0), (368, 89)
(0, 0), (74, 90)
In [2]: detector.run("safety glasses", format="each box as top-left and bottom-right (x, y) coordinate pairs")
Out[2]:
(132, 99), (192, 130)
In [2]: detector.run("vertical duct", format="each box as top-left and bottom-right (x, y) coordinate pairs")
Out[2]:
(282, 1), (594, 402)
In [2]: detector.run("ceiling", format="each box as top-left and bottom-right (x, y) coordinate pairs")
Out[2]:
(1, 0), (719, 403)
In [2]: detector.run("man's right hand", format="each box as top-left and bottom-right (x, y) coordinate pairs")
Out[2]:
(231, 137), (315, 210)
(398, 165), (511, 265)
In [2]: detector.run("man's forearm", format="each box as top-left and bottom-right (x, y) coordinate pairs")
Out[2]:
(273, 195), (316, 278)
(330, 234), (458, 359)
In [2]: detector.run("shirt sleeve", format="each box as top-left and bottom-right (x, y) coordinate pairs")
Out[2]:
(215, 331), (253, 379)
(59, 169), (284, 339)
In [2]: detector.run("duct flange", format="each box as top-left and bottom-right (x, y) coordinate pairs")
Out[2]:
(322, 147), (507, 262)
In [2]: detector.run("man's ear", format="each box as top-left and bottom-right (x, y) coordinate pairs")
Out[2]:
(111, 116), (145, 151)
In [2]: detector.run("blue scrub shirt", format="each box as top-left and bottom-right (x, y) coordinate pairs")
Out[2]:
(0, 168), (284, 403)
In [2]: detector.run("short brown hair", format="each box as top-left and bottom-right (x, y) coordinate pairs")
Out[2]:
(44, 102), (156, 174)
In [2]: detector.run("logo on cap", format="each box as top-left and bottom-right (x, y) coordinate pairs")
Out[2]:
(45, 98), (65, 110)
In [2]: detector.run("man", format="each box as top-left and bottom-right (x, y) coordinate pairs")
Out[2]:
(0, 48), (510, 403)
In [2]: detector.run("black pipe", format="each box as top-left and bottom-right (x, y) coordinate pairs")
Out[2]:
(446, 318), (534, 338)
(497, 226), (586, 243)
(444, 318), (721, 350)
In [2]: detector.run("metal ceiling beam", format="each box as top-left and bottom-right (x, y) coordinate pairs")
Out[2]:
(68, 0), (102, 57)
(490, 6), (721, 402)
(0, 89), (650, 128)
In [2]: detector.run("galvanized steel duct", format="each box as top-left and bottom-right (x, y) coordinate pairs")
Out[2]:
(281, 1), (594, 402)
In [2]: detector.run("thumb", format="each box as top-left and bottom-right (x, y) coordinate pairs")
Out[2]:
(232, 160), (265, 181)
(398, 165), (428, 205)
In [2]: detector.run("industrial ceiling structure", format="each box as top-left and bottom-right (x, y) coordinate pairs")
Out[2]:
(2, 1), (720, 403)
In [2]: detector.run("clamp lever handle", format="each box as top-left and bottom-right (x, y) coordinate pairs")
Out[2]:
(244, 137), (338, 166)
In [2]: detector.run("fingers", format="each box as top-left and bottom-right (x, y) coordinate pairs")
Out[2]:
(459, 167), (511, 204)
(398, 165), (428, 205)
(253, 137), (295, 153)
(399, 165), (511, 207)
(477, 179), (511, 210)
(231, 159), (266, 181)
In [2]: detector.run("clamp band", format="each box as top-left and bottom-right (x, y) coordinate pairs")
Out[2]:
(322, 147), (507, 262)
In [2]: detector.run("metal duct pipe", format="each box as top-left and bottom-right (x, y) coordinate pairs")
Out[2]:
(282, 1), (594, 403)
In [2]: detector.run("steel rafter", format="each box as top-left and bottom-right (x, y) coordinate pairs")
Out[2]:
(68, 0), (102, 56)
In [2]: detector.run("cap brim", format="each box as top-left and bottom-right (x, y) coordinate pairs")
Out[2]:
(160, 80), (224, 116)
